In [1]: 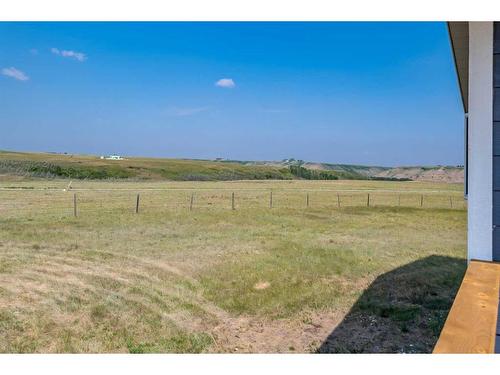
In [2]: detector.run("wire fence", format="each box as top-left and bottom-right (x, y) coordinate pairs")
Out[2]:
(0, 188), (467, 219)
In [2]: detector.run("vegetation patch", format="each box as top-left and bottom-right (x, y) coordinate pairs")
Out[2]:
(0, 179), (466, 353)
(0, 160), (134, 179)
(126, 333), (213, 353)
(0, 150), (462, 182)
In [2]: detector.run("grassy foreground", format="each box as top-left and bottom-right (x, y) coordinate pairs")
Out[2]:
(0, 180), (466, 353)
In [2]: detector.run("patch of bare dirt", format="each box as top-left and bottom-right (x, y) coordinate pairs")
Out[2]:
(208, 309), (348, 353)
(253, 281), (270, 290)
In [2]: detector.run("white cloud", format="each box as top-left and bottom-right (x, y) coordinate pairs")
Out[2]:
(1, 67), (29, 81)
(166, 106), (211, 117)
(215, 78), (235, 88)
(51, 47), (87, 62)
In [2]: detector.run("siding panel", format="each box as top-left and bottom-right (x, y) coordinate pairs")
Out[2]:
(494, 23), (500, 261)
(495, 88), (500, 122)
(494, 228), (500, 261)
(494, 123), (500, 156)
(494, 192), (500, 225)
(495, 55), (500, 87)
(493, 157), (500, 190)
(495, 21), (500, 54)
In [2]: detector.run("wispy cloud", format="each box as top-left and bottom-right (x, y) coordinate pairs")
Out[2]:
(215, 78), (235, 88)
(1, 67), (29, 81)
(166, 106), (211, 117)
(51, 47), (87, 62)
(29, 48), (39, 55)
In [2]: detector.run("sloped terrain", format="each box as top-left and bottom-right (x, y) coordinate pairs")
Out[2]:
(372, 166), (464, 183)
(0, 150), (463, 183)
(0, 150), (293, 181)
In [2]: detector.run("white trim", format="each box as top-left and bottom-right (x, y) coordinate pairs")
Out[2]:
(467, 22), (493, 262)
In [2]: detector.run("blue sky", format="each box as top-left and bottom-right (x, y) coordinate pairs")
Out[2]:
(0, 22), (463, 166)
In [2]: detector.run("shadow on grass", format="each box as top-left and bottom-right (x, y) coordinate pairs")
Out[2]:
(317, 255), (466, 353)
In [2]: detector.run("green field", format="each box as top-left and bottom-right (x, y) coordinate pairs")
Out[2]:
(0, 179), (466, 353)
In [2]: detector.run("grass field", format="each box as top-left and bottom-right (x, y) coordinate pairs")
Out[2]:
(0, 150), (462, 182)
(0, 150), (294, 180)
(0, 179), (466, 353)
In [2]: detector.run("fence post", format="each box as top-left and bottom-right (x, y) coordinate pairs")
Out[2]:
(420, 194), (423, 208)
(232, 192), (235, 210)
(449, 196), (453, 208)
(367, 193), (370, 207)
(73, 193), (77, 217)
(269, 191), (273, 208)
(190, 193), (194, 211)
(306, 193), (309, 208)
(337, 193), (340, 208)
(135, 193), (140, 214)
(398, 194), (401, 207)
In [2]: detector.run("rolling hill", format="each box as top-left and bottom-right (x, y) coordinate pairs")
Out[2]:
(0, 150), (464, 183)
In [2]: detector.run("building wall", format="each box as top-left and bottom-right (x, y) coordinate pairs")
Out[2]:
(493, 22), (500, 261)
(468, 22), (493, 262)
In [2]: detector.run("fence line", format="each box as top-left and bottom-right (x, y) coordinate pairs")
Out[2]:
(0, 189), (467, 219)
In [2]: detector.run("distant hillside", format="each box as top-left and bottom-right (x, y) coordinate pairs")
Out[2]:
(218, 158), (464, 183)
(0, 151), (293, 181)
(304, 162), (464, 183)
(0, 150), (463, 183)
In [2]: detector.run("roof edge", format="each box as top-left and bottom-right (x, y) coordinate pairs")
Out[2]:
(447, 22), (469, 113)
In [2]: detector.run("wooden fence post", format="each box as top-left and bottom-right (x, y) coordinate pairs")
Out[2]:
(367, 193), (370, 207)
(73, 193), (77, 217)
(420, 194), (423, 208)
(306, 193), (309, 208)
(135, 194), (140, 214)
(190, 193), (194, 211)
(337, 193), (340, 208)
(232, 192), (235, 210)
(269, 191), (273, 208)
(449, 196), (453, 208)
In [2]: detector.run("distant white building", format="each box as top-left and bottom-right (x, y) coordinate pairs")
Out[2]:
(100, 155), (123, 160)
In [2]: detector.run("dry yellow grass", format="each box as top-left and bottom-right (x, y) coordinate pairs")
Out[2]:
(0, 179), (466, 353)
